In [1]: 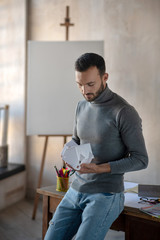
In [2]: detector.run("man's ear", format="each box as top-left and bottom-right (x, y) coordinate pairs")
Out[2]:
(103, 73), (109, 83)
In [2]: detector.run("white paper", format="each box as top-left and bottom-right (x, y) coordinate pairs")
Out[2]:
(61, 139), (78, 157)
(124, 182), (138, 192)
(61, 141), (94, 170)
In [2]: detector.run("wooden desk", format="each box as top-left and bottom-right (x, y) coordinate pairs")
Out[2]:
(37, 185), (160, 240)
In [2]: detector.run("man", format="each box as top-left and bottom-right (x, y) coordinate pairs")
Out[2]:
(44, 53), (148, 240)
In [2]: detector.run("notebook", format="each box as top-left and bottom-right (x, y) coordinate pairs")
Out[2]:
(138, 184), (160, 198)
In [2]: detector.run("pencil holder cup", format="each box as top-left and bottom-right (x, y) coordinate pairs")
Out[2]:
(56, 176), (69, 192)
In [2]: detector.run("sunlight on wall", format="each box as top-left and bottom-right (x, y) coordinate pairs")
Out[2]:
(0, 0), (26, 164)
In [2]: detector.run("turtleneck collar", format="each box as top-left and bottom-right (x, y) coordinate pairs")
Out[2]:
(90, 84), (114, 104)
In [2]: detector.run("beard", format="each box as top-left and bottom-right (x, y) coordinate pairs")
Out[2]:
(83, 80), (105, 102)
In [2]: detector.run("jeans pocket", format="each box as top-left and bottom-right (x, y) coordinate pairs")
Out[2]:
(100, 192), (114, 197)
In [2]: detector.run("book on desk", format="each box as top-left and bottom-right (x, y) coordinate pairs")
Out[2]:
(140, 203), (160, 219)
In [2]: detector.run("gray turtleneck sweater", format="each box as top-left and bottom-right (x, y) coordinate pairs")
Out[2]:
(71, 85), (148, 193)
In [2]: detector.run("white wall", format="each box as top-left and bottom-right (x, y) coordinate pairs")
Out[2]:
(0, 0), (26, 165)
(26, 0), (160, 197)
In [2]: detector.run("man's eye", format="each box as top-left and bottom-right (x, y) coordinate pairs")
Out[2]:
(88, 83), (94, 87)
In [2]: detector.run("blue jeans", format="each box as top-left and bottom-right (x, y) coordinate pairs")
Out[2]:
(44, 187), (124, 240)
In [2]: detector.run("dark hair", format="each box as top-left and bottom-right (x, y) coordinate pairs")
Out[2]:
(75, 53), (106, 77)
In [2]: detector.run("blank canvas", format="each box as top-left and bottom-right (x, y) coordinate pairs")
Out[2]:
(27, 41), (104, 135)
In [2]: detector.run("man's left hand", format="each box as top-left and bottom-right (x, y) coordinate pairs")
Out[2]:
(78, 163), (111, 174)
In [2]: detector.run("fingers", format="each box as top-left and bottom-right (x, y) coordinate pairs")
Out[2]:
(79, 163), (97, 173)
(66, 163), (98, 174)
(66, 163), (76, 171)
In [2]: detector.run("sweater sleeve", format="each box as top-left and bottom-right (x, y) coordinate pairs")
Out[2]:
(109, 106), (148, 174)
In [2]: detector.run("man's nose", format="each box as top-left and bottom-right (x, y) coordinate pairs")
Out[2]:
(81, 85), (89, 94)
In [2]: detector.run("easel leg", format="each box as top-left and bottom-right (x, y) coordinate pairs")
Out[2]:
(63, 136), (67, 168)
(32, 136), (49, 219)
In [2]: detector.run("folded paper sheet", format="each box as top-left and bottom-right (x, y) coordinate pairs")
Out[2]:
(61, 140), (94, 170)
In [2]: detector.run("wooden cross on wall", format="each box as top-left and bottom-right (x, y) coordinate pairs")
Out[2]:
(60, 6), (74, 41)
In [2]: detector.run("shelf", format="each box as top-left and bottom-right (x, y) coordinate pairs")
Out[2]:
(0, 163), (25, 180)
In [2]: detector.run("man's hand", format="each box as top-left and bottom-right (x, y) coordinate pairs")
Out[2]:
(78, 162), (111, 174)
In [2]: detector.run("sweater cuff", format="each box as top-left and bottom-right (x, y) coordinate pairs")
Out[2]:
(109, 161), (123, 174)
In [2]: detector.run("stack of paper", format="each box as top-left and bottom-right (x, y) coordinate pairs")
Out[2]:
(61, 140), (94, 170)
(140, 203), (160, 219)
(124, 182), (138, 193)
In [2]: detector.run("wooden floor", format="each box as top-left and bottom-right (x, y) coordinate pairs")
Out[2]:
(0, 198), (125, 240)
(0, 198), (43, 240)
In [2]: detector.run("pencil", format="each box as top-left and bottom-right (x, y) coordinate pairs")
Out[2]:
(54, 165), (60, 177)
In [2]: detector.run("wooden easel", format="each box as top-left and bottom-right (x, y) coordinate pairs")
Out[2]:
(32, 134), (71, 220)
(32, 5), (75, 220)
(60, 6), (74, 41)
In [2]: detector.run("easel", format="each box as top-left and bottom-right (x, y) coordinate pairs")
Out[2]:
(32, 5), (75, 220)
(60, 6), (74, 41)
